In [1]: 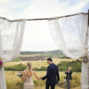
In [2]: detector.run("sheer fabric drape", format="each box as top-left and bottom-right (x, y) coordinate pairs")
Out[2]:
(48, 14), (89, 89)
(48, 14), (88, 59)
(0, 18), (25, 89)
(0, 19), (25, 62)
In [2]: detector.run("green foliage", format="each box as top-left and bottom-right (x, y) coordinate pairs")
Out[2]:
(5, 64), (26, 71)
(5, 60), (82, 72)
(11, 57), (22, 62)
(58, 60), (82, 72)
(33, 59), (82, 72)
(34, 66), (47, 71)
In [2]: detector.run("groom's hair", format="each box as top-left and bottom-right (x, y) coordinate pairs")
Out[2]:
(47, 58), (53, 62)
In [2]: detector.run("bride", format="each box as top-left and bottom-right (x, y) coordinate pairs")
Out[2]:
(21, 63), (39, 89)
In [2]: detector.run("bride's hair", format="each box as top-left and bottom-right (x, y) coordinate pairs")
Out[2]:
(27, 63), (31, 69)
(26, 63), (32, 77)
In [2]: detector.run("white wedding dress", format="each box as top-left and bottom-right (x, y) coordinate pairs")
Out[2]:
(24, 73), (34, 89)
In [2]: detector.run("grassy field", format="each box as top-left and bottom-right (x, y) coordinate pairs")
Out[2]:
(4, 59), (77, 68)
(5, 59), (81, 89)
(5, 71), (81, 89)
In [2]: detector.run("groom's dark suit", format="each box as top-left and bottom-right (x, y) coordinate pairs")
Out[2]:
(42, 63), (60, 89)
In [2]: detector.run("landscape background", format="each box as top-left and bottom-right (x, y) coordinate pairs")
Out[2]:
(5, 50), (82, 89)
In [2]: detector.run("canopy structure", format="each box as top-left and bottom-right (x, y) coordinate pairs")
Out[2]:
(0, 10), (89, 89)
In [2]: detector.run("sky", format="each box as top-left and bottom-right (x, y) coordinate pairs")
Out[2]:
(0, 0), (89, 51)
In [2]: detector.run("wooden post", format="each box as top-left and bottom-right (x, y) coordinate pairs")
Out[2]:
(81, 10), (89, 89)
(88, 9), (89, 89)
(83, 9), (89, 63)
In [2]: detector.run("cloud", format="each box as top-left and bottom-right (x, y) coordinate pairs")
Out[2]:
(0, 0), (88, 19)
(0, 0), (9, 4)
(20, 0), (66, 18)
(0, 0), (11, 18)
(68, 0), (89, 13)
(0, 0), (31, 19)
(20, 0), (89, 19)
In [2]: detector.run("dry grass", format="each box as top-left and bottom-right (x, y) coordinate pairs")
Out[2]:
(5, 71), (81, 89)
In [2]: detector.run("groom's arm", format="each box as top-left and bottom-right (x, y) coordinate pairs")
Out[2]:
(42, 67), (50, 80)
(56, 66), (60, 81)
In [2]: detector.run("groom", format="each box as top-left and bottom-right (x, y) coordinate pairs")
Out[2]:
(41, 58), (60, 89)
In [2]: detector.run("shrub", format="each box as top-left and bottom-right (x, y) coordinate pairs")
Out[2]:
(5, 60), (82, 72)
(58, 60), (82, 72)
(5, 64), (26, 71)
(34, 66), (47, 71)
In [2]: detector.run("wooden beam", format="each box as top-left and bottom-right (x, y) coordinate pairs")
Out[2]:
(0, 12), (88, 22)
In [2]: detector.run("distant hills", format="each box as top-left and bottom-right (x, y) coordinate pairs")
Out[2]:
(12, 50), (71, 61)
(20, 50), (70, 59)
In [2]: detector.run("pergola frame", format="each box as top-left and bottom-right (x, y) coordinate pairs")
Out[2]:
(0, 10), (89, 89)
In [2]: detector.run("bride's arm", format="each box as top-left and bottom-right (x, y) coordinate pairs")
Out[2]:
(21, 70), (28, 81)
(33, 71), (39, 80)
(21, 71), (26, 81)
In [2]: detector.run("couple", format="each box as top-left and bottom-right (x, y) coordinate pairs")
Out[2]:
(21, 58), (60, 89)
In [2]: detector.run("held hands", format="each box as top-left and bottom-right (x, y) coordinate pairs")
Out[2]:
(66, 70), (68, 72)
(36, 76), (42, 81)
(38, 76), (42, 80)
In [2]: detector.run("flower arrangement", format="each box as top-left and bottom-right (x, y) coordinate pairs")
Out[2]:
(18, 71), (23, 77)
(0, 60), (3, 69)
(18, 71), (27, 81)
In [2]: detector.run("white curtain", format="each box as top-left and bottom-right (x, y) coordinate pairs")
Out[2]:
(0, 66), (6, 89)
(48, 14), (89, 89)
(0, 18), (25, 89)
(48, 14), (88, 59)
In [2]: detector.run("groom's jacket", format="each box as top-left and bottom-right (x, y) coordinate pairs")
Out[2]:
(42, 63), (60, 84)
